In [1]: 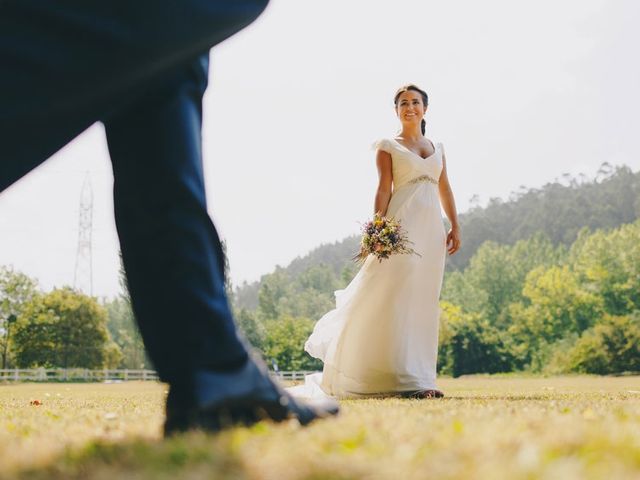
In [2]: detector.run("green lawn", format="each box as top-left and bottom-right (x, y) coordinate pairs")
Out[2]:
(1, 376), (639, 479)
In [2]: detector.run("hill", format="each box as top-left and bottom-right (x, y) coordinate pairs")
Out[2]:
(233, 164), (640, 311)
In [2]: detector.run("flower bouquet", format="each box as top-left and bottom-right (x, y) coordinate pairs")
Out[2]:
(354, 213), (419, 263)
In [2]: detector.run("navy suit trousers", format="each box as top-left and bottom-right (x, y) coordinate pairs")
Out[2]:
(0, 0), (269, 387)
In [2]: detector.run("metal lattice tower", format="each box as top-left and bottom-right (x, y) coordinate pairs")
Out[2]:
(73, 173), (93, 295)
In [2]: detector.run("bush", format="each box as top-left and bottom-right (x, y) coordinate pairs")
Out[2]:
(438, 302), (514, 377)
(566, 311), (640, 374)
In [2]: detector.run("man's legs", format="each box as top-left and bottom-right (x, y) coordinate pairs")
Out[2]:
(0, 0), (268, 385)
(104, 55), (248, 391)
(1, 0), (339, 432)
(106, 57), (338, 434)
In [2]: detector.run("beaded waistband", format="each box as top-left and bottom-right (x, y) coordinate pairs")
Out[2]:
(408, 174), (439, 185)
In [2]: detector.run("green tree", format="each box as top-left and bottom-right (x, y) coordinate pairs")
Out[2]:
(104, 297), (147, 369)
(506, 265), (603, 369)
(340, 263), (359, 286)
(257, 268), (290, 320)
(0, 267), (38, 368)
(221, 239), (235, 306)
(438, 302), (513, 376)
(442, 233), (564, 326)
(274, 264), (338, 321)
(103, 253), (148, 369)
(262, 316), (321, 371)
(235, 308), (266, 350)
(256, 264), (339, 322)
(441, 270), (489, 318)
(277, 289), (334, 323)
(465, 241), (520, 321)
(13, 287), (121, 368)
(565, 312), (640, 374)
(570, 221), (640, 315)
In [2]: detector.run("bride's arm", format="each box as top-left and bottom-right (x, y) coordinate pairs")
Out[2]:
(374, 150), (393, 216)
(438, 150), (461, 255)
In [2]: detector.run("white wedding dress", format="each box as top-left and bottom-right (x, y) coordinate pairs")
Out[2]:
(291, 138), (447, 399)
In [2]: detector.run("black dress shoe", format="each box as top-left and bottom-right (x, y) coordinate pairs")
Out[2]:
(164, 357), (339, 436)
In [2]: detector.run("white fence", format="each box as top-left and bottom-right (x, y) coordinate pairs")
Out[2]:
(273, 371), (315, 381)
(0, 368), (315, 382)
(0, 368), (160, 382)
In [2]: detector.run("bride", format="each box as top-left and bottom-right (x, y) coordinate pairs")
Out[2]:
(300, 84), (460, 399)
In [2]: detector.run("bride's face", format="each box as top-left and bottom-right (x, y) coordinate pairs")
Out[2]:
(396, 91), (427, 125)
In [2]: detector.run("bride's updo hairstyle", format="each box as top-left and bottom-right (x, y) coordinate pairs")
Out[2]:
(394, 84), (429, 135)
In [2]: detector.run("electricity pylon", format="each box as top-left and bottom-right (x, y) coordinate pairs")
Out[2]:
(73, 173), (93, 296)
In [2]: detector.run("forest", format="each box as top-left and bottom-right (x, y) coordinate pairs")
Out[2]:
(231, 164), (640, 373)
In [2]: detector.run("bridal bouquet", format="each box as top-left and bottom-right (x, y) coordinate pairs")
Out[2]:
(354, 214), (419, 263)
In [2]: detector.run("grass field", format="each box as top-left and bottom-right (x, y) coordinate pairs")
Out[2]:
(1, 376), (639, 479)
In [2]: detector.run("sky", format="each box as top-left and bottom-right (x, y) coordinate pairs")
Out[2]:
(1, 0), (639, 298)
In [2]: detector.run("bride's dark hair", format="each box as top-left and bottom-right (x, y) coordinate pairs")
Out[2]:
(394, 84), (429, 135)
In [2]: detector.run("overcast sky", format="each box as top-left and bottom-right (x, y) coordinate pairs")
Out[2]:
(1, 0), (639, 298)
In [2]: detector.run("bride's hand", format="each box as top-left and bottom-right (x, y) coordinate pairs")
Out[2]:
(446, 226), (461, 255)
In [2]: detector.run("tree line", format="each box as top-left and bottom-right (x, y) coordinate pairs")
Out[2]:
(3, 221), (637, 374)
(231, 164), (640, 373)
(231, 222), (640, 374)
(1, 164), (638, 374)
(438, 223), (640, 375)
